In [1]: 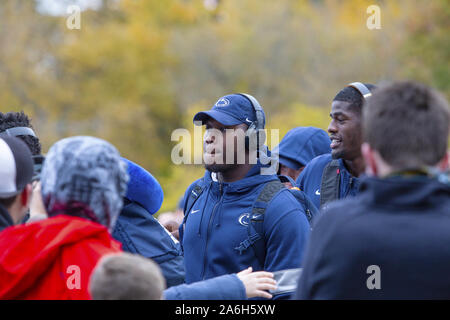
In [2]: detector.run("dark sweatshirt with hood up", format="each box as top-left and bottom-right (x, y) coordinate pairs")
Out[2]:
(295, 175), (450, 299)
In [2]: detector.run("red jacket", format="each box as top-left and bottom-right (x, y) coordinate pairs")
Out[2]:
(0, 215), (122, 299)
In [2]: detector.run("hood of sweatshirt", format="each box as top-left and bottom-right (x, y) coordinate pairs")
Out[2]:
(276, 127), (331, 170)
(359, 175), (450, 209)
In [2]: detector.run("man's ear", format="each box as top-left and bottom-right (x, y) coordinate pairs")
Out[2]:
(20, 184), (33, 207)
(361, 142), (378, 176)
(437, 150), (449, 171)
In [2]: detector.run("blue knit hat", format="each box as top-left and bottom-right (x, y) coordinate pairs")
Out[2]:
(122, 158), (164, 215)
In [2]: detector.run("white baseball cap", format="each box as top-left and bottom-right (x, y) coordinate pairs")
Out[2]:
(0, 136), (34, 198)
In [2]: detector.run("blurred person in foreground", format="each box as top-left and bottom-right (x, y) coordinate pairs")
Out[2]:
(295, 81), (450, 299)
(0, 136), (34, 232)
(0, 136), (128, 299)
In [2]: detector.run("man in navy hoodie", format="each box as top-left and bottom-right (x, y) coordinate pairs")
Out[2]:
(296, 83), (376, 210)
(275, 126), (331, 185)
(179, 93), (310, 299)
(295, 81), (450, 299)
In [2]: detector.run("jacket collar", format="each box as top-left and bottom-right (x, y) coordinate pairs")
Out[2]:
(359, 175), (450, 208)
(203, 161), (278, 194)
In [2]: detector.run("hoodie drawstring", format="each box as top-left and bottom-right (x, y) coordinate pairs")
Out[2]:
(216, 183), (224, 228)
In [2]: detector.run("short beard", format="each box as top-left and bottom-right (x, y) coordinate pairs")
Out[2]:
(332, 147), (361, 161)
(331, 149), (345, 160)
(204, 163), (236, 173)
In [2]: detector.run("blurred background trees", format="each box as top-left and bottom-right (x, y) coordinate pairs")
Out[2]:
(0, 0), (448, 212)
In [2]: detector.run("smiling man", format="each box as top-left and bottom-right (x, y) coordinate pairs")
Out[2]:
(295, 81), (450, 299)
(296, 82), (377, 210)
(179, 94), (311, 299)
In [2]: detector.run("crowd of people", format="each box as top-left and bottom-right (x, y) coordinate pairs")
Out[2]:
(0, 80), (449, 300)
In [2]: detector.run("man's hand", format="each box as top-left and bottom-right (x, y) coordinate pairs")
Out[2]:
(236, 267), (277, 299)
(163, 220), (180, 240)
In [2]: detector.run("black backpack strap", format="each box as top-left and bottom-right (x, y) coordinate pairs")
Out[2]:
(234, 180), (285, 269)
(320, 159), (341, 208)
(287, 188), (318, 225)
(279, 174), (318, 225)
(184, 183), (204, 216)
(179, 179), (205, 244)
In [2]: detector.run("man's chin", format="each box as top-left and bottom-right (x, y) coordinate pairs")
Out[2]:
(331, 149), (344, 159)
(205, 163), (231, 173)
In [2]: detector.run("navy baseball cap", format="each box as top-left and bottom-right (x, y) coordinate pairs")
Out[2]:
(193, 94), (266, 127)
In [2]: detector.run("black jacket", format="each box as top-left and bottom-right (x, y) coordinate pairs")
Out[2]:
(0, 203), (13, 233)
(295, 175), (450, 299)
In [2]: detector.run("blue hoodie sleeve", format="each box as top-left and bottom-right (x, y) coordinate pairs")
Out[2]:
(296, 166), (307, 190)
(163, 274), (246, 300)
(295, 154), (332, 210)
(263, 190), (311, 291)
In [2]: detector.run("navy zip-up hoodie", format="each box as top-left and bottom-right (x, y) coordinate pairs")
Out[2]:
(296, 154), (360, 209)
(181, 163), (310, 285)
(295, 175), (450, 299)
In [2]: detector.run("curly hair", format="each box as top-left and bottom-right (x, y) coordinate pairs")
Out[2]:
(0, 111), (41, 155)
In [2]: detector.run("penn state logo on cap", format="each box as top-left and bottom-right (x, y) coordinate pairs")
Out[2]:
(215, 97), (230, 107)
